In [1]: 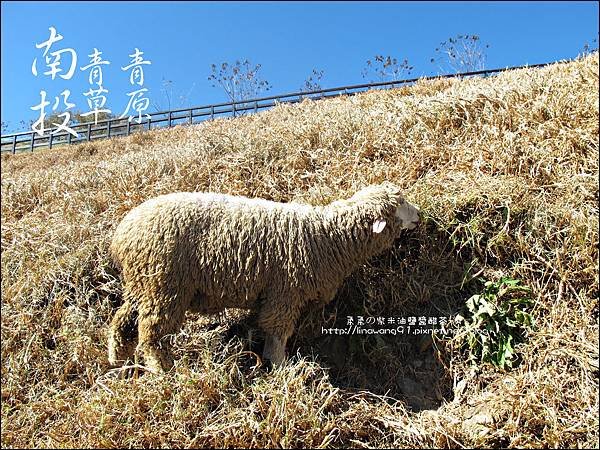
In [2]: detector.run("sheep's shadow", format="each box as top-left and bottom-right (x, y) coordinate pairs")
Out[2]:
(217, 221), (481, 412)
(297, 222), (482, 412)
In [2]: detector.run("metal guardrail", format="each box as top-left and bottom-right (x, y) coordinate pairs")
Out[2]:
(0, 61), (561, 154)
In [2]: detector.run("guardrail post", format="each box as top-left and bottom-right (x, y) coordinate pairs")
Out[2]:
(232, 102), (236, 118)
(211, 106), (214, 120)
(107, 121), (111, 138)
(127, 120), (131, 135)
(68, 132), (72, 145)
(167, 112), (172, 128)
(49, 133), (53, 149)
(189, 109), (193, 125)
(30, 132), (35, 151)
(254, 101), (258, 113)
(87, 124), (92, 141)
(147, 117), (151, 130)
(12, 135), (16, 154)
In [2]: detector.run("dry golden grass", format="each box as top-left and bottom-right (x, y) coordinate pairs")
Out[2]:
(1, 53), (598, 448)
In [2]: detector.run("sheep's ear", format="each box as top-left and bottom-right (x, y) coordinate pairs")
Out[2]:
(373, 219), (386, 233)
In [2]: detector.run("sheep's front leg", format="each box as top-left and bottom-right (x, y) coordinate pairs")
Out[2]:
(258, 294), (301, 366)
(263, 334), (287, 365)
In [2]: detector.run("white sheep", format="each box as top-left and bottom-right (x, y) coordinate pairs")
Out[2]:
(108, 182), (420, 372)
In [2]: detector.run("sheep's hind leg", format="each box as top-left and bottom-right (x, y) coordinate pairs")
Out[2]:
(137, 291), (191, 374)
(108, 296), (138, 366)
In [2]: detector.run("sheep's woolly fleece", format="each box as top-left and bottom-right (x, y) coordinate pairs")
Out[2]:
(108, 182), (419, 372)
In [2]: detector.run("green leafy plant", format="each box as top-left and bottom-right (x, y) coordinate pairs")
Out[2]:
(454, 277), (534, 369)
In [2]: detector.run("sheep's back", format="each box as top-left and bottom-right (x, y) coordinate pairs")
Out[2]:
(111, 192), (318, 302)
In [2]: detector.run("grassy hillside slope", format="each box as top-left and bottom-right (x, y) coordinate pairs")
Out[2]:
(1, 53), (598, 448)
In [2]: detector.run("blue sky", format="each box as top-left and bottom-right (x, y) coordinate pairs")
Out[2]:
(1, 1), (598, 132)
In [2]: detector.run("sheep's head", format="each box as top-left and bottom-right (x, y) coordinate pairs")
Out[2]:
(370, 182), (420, 234)
(393, 198), (420, 231)
(328, 182), (420, 237)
